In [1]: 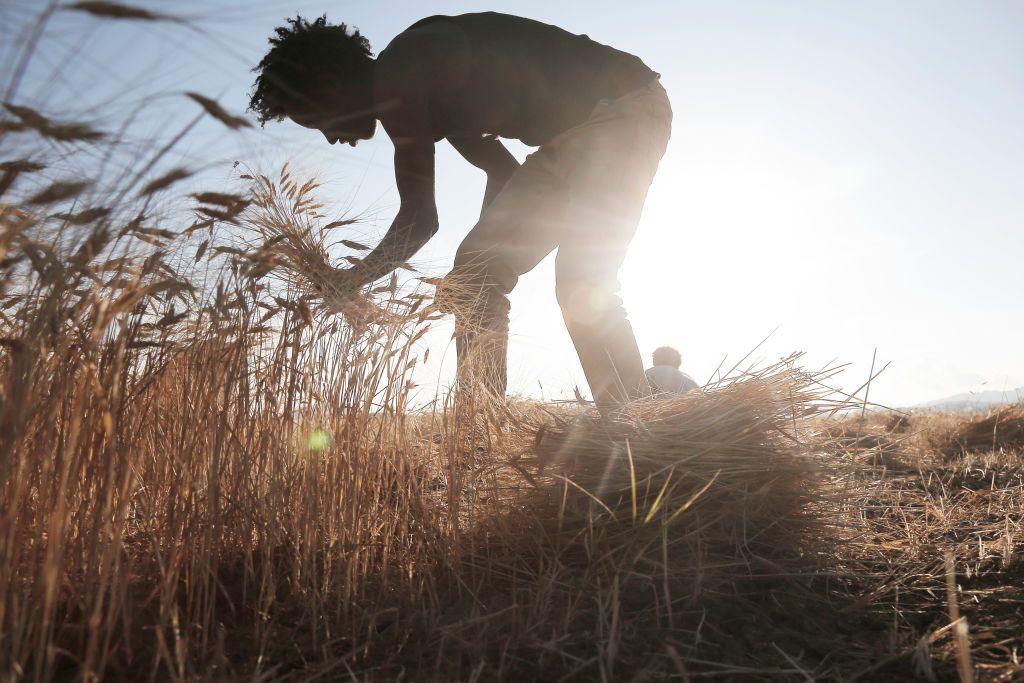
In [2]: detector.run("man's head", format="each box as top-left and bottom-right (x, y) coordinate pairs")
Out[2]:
(249, 15), (377, 145)
(652, 346), (682, 369)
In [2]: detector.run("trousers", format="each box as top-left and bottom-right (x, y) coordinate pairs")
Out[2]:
(447, 79), (673, 411)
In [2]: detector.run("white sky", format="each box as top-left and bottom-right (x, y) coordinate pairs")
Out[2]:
(6, 0), (1022, 406)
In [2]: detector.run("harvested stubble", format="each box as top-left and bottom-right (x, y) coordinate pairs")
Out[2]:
(824, 416), (913, 470)
(818, 411), (1024, 681)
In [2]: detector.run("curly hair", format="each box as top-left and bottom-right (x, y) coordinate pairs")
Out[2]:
(249, 15), (373, 125)
(652, 346), (682, 368)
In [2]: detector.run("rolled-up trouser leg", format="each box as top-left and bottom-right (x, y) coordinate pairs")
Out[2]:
(450, 263), (514, 397)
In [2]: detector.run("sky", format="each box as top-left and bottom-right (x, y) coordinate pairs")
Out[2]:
(5, 0), (1022, 407)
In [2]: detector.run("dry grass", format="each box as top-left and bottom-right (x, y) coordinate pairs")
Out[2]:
(0, 156), (835, 679)
(2, 5), (1022, 681)
(4, 169), (1022, 681)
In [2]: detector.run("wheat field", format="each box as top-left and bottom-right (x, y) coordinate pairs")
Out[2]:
(1, 4), (1022, 681)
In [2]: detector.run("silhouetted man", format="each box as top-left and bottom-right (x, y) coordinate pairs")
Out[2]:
(645, 346), (699, 396)
(250, 12), (672, 411)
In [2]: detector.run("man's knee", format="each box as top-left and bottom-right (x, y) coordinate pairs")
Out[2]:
(555, 276), (625, 328)
(440, 249), (513, 324)
(450, 242), (518, 296)
(451, 242), (484, 273)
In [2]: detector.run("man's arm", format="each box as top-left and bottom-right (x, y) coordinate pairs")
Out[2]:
(349, 137), (438, 287)
(448, 135), (520, 217)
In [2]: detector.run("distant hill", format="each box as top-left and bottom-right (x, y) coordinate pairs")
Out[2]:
(916, 388), (1024, 411)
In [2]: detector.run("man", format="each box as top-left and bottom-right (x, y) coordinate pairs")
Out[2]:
(249, 13), (672, 411)
(645, 346), (699, 395)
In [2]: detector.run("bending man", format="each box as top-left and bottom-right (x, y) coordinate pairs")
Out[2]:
(249, 12), (672, 411)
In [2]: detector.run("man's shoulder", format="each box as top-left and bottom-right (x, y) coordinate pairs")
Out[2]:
(404, 14), (453, 32)
(646, 365), (683, 383)
(381, 12), (556, 60)
(397, 12), (532, 35)
(379, 15), (463, 62)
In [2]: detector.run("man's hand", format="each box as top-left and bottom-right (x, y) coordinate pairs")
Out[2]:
(313, 266), (394, 330)
(318, 266), (365, 314)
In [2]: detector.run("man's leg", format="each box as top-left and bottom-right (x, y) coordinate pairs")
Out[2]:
(446, 146), (568, 396)
(556, 281), (647, 410)
(555, 220), (648, 411)
(553, 83), (673, 412)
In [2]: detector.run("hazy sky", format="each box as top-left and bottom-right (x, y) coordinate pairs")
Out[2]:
(7, 0), (1022, 406)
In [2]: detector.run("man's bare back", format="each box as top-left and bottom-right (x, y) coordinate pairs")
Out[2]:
(375, 13), (657, 146)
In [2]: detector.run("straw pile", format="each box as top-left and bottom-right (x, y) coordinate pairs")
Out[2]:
(526, 361), (829, 553)
(943, 404), (1024, 455)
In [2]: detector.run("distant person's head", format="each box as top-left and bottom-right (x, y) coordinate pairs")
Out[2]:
(249, 15), (377, 145)
(652, 346), (682, 369)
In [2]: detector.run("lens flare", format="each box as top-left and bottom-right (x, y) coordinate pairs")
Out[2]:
(307, 429), (331, 452)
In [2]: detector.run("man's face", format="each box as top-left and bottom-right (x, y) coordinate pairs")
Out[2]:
(288, 87), (376, 146)
(288, 105), (376, 147)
